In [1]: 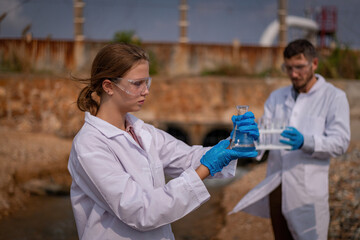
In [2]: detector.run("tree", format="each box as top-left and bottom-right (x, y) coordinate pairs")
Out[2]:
(112, 30), (141, 45)
(111, 30), (158, 75)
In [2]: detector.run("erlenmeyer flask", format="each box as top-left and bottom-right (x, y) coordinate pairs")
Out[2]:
(229, 105), (255, 151)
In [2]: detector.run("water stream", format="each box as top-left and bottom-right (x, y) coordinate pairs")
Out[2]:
(0, 195), (77, 240)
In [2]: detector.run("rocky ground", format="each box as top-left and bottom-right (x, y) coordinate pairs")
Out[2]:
(216, 142), (360, 240)
(0, 128), (72, 219)
(0, 128), (359, 239)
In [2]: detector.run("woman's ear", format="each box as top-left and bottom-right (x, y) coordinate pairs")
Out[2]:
(102, 79), (114, 96)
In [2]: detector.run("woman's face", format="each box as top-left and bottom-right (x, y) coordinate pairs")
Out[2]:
(113, 60), (150, 113)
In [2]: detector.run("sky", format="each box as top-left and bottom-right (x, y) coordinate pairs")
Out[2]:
(0, 0), (360, 48)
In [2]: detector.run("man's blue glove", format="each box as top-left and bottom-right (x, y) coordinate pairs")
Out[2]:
(200, 139), (258, 176)
(231, 111), (259, 141)
(280, 126), (304, 150)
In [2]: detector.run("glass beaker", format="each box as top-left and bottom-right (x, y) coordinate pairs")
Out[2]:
(229, 105), (255, 151)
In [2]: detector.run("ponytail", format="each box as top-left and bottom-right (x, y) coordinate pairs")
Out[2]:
(77, 86), (100, 115)
(73, 43), (149, 116)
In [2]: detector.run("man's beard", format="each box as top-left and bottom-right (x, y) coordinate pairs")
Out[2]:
(293, 68), (314, 93)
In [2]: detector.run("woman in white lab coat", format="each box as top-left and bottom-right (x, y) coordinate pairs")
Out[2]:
(68, 43), (259, 240)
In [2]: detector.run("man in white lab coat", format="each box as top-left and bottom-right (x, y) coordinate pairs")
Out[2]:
(230, 39), (350, 239)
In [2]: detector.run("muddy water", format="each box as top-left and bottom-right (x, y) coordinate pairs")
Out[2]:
(0, 195), (77, 240)
(0, 168), (250, 240)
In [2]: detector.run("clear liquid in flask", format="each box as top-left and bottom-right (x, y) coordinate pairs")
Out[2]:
(229, 105), (255, 150)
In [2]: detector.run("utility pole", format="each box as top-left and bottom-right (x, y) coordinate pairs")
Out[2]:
(73, 0), (85, 72)
(178, 0), (189, 43)
(74, 0), (85, 41)
(278, 0), (287, 48)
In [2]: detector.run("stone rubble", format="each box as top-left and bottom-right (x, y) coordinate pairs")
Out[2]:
(217, 142), (360, 240)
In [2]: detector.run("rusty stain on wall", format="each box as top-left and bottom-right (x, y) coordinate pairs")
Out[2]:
(0, 39), (290, 76)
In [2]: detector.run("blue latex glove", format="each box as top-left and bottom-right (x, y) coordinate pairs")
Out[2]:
(280, 126), (304, 150)
(231, 111), (259, 141)
(200, 139), (258, 176)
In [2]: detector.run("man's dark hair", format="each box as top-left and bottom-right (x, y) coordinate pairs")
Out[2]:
(283, 39), (317, 61)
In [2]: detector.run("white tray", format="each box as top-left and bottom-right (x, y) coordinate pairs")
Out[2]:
(255, 144), (292, 150)
(259, 129), (284, 134)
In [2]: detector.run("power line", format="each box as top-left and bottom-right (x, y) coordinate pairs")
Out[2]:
(2, 0), (31, 15)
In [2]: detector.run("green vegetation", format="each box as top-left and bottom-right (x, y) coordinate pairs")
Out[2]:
(201, 64), (282, 78)
(317, 47), (360, 79)
(201, 64), (247, 76)
(0, 53), (25, 72)
(112, 30), (142, 46)
(0, 52), (54, 74)
(147, 50), (159, 76)
(111, 30), (158, 75)
(201, 47), (360, 80)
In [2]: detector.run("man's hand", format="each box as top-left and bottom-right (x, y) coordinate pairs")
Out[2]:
(280, 126), (304, 150)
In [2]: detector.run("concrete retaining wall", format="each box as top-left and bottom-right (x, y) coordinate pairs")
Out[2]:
(1, 73), (359, 145)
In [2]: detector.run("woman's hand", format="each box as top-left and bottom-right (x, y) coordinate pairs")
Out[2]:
(199, 140), (257, 176)
(231, 111), (260, 141)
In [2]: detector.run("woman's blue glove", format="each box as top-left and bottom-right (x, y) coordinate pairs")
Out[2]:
(231, 111), (259, 141)
(280, 126), (304, 150)
(200, 139), (258, 176)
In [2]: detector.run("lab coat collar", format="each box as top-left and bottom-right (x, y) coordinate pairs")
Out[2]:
(127, 114), (152, 152)
(308, 74), (325, 94)
(125, 113), (145, 131)
(287, 74), (325, 102)
(84, 112), (144, 139)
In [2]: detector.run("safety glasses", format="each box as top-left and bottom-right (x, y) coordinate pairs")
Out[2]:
(281, 62), (311, 74)
(110, 77), (152, 96)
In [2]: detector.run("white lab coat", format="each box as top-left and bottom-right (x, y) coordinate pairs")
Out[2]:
(68, 112), (237, 240)
(231, 74), (350, 240)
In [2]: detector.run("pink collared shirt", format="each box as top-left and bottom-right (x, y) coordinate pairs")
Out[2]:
(125, 121), (143, 149)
